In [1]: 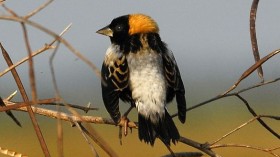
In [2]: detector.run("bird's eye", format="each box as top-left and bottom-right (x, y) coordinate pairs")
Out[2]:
(115, 25), (123, 31)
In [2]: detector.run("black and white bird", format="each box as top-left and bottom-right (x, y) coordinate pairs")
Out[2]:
(97, 14), (186, 146)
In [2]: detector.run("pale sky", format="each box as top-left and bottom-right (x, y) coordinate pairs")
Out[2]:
(0, 0), (279, 106)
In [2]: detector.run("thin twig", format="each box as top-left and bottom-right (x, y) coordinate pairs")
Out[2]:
(79, 124), (119, 157)
(24, 0), (53, 19)
(0, 23), (71, 77)
(0, 96), (21, 127)
(210, 144), (279, 157)
(250, 0), (264, 81)
(56, 103), (63, 157)
(0, 43), (50, 157)
(6, 91), (17, 101)
(172, 77), (280, 118)
(221, 49), (280, 95)
(236, 94), (280, 139)
(0, 45), (55, 77)
(210, 116), (259, 145)
(21, 21), (38, 102)
(75, 122), (99, 157)
(4, 99), (137, 128)
(2, 4), (18, 16)
(41, 102), (98, 112)
(210, 115), (280, 146)
(161, 152), (203, 157)
(0, 97), (97, 113)
(0, 15), (102, 82)
(48, 35), (64, 157)
(179, 137), (221, 157)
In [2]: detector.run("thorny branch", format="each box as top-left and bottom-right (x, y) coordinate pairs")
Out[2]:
(0, 1), (279, 157)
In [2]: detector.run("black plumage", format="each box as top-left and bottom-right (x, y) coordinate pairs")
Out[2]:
(97, 14), (186, 145)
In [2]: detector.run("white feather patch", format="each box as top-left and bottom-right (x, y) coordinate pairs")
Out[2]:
(104, 44), (122, 66)
(126, 48), (166, 123)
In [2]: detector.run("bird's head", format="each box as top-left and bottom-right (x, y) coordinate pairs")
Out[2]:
(97, 14), (159, 44)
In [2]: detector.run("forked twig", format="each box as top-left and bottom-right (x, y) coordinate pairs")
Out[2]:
(0, 96), (21, 127)
(222, 49), (280, 95)
(179, 137), (220, 157)
(0, 23), (71, 77)
(0, 15), (102, 82)
(210, 115), (280, 146)
(236, 94), (280, 139)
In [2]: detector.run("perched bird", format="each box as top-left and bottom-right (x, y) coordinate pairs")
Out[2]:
(97, 14), (186, 146)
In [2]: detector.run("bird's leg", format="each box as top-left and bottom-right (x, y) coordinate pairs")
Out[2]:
(118, 106), (134, 145)
(123, 105), (134, 117)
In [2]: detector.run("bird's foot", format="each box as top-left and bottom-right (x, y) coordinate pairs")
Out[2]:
(118, 116), (131, 145)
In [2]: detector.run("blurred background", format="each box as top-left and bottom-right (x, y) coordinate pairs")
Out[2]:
(0, 0), (279, 156)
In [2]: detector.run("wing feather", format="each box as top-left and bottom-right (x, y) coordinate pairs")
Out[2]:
(101, 55), (129, 123)
(162, 52), (187, 123)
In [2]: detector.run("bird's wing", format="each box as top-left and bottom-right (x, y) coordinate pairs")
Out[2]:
(101, 55), (129, 123)
(162, 51), (187, 123)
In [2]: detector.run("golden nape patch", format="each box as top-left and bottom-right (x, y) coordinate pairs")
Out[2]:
(128, 14), (159, 35)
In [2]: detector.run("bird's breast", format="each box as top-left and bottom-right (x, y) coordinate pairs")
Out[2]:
(126, 49), (166, 122)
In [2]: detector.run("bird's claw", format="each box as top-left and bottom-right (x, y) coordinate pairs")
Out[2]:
(118, 116), (130, 145)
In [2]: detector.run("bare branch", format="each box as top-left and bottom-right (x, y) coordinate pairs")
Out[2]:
(235, 95), (280, 139)
(79, 124), (119, 157)
(222, 49), (280, 95)
(21, 22), (38, 101)
(0, 23), (71, 77)
(0, 15), (102, 82)
(179, 137), (221, 157)
(172, 77), (280, 119)
(75, 122), (99, 157)
(210, 115), (279, 146)
(3, 99), (137, 128)
(0, 43), (51, 157)
(1, 1), (279, 157)
(161, 152), (203, 157)
(41, 102), (98, 112)
(0, 96), (21, 127)
(250, 0), (263, 81)
(210, 144), (279, 157)
(24, 0), (53, 19)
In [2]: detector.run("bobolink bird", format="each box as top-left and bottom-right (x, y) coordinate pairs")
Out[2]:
(97, 14), (186, 146)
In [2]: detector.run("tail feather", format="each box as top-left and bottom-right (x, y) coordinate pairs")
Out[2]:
(138, 109), (180, 146)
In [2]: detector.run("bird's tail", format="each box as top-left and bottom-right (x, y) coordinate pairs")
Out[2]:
(138, 109), (180, 146)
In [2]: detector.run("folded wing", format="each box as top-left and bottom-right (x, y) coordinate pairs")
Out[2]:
(162, 51), (187, 123)
(101, 55), (129, 123)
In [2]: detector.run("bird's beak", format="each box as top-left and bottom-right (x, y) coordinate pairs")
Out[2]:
(96, 25), (113, 37)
